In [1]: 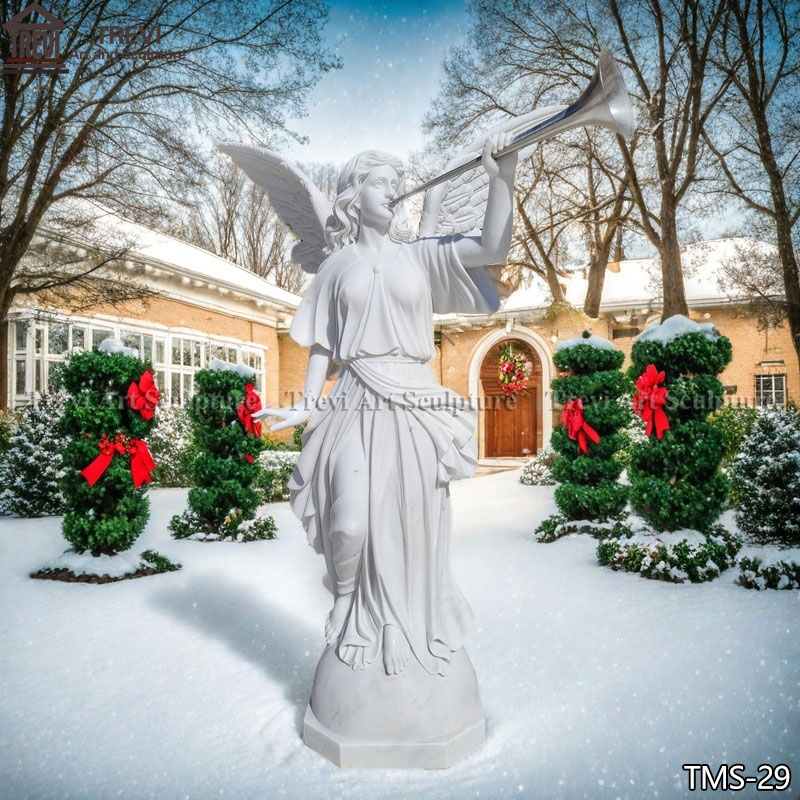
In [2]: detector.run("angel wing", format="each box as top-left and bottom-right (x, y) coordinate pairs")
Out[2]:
(417, 105), (567, 299)
(417, 104), (567, 239)
(217, 143), (332, 274)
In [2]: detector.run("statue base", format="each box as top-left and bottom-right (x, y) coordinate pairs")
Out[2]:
(303, 643), (485, 768)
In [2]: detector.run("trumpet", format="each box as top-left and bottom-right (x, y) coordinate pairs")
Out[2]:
(390, 49), (634, 207)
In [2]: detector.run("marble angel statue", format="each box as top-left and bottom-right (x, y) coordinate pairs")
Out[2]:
(219, 49), (633, 768)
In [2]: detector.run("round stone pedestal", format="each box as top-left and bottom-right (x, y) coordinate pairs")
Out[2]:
(303, 644), (485, 768)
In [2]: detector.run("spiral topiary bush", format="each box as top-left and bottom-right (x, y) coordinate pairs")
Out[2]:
(534, 331), (632, 540)
(168, 366), (276, 541)
(59, 347), (158, 556)
(627, 315), (732, 532)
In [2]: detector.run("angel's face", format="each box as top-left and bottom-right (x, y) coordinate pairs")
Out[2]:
(358, 164), (399, 230)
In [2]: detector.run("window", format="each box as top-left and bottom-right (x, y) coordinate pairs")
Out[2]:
(154, 337), (166, 393)
(121, 329), (142, 357)
(71, 327), (86, 350)
(92, 328), (114, 349)
(8, 315), (266, 411)
(242, 349), (265, 395)
(15, 321), (28, 351)
(755, 374), (786, 408)
(208, 342), (239, 364)
(15, 360), (26, 395)
(48, 323), (69, 355)
(169, 336), (205, 406)
(612, 326), (640, 339)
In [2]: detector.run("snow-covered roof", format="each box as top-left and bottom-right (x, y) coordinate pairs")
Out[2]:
(500, 237), (780, 314)
(37, 199), (302, 313)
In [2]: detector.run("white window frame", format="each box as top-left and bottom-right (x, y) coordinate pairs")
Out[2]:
(6, 312), (268, 409)
(755, 373), (786, 408)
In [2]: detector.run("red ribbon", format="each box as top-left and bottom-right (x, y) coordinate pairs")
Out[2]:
(562, 397), (600, 454)
(127, 438), (156, 487)
(80, 434), (156, 488)
(127, 370), (160, 421)
(633, 363), (670, 439)
(237, 382), (263, 437)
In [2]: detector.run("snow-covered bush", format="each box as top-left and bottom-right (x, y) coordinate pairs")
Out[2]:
(256, 450), (300, 502)
(0, 393), (68, 517)
(596, 526), (741, 583)
(535, 517), (630, 543)
(147, 406), (196, 487)
(737, 555), (800, 590)
(730, 408), (800, 544)
(519, 446), (558, 486)
(170, 508), (277, 542)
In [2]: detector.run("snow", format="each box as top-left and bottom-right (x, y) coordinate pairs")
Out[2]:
(208, 357), (256, 379)
(1, 471), (798, 798)
(636, 314), (721, 344)
(96, 337), (138, 358)
(738, 544), (800, 569)
(555, 334), (614, 352)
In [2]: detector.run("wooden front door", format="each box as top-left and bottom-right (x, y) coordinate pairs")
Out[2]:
(481, 340), (540, 457)
(484, 389), (537, 456)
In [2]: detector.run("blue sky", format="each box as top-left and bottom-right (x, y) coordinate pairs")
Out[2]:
(282, 1), (468, 167)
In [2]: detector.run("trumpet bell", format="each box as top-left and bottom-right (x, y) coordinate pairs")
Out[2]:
(572, 48), (634, 139)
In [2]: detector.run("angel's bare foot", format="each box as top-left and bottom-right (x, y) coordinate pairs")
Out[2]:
(382, 625), (410, 676)
(325, 592), (352, 644)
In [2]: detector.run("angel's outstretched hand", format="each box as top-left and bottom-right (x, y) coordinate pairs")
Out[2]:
(482, 131), (518, 181)
(253, 401), (312, 432)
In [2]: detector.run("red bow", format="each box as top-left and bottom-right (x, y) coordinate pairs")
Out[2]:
(562, 397), (600, 454)
(237, 382), (263, 437)
(127, 370), (160, 421)
(81, 434), (156, 488)
(633, 363), (670, 439)
(127, 438), (156, 487)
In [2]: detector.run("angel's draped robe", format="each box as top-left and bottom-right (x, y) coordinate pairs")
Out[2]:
(287, 234), (500, 676)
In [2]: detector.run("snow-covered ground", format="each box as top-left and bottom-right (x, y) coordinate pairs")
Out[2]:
(1, 469), (798, 799)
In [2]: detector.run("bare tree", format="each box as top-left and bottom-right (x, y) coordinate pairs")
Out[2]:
(183, 154), (341, 293)
(1, 0), (340, 405)
(426, 0), (734, 320)
(704, 0), (800, 371)
(423, 0), (634, 315)
(11, 202), (155, 314)
(509, 148), (577, 304)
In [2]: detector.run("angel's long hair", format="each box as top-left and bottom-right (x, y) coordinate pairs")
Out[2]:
(323, 150), (414, 256)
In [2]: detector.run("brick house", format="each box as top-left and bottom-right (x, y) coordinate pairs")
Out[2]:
(4, 210), (796, 458)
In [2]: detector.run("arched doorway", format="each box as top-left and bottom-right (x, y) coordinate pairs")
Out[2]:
(479, 339), (542, 457)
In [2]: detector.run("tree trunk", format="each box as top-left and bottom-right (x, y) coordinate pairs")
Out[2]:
(584, 236), (614, 318)
(660, 204), (690, 319)
(544, 263), (567, 306)
(0, 287), (12, 411)
(774, 213), (800, 376)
